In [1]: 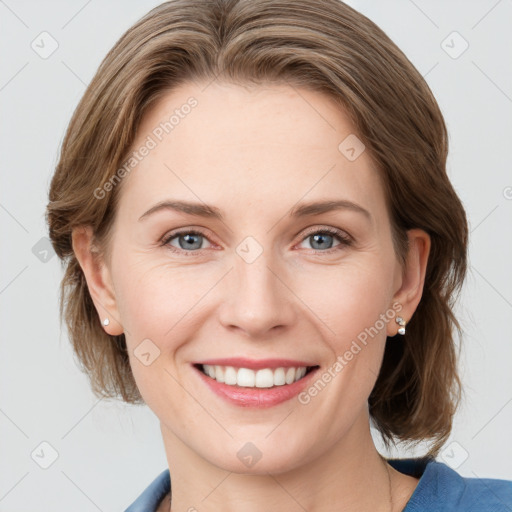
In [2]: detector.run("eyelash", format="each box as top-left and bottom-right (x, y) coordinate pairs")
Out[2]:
(160, 226), (353, 256)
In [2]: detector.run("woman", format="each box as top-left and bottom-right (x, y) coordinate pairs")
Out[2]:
(46, 0), (512, 510)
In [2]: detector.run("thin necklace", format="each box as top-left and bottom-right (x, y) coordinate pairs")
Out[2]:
(167, 458), (395, 512)
(383, 455), (394, 512)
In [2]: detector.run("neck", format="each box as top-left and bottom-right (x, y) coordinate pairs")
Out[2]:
(160, 411), (406, 512)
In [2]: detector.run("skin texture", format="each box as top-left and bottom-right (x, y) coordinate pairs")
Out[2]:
(73, 81), (430, 511)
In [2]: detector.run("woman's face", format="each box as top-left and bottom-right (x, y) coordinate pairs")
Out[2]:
(98, 81), (422, 473)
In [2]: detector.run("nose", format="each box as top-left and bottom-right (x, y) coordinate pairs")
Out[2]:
(218, 245), (297, 339)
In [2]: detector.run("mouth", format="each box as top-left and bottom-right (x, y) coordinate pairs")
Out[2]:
(193, 363), (320, 389)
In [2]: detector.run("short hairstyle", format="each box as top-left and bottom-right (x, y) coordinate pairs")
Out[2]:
(46, 0), (468, 458)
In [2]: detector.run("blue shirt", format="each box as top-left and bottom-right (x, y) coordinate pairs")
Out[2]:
(124, 457), (512, 511)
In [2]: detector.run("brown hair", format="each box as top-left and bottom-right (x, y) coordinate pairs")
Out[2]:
(46, 0), (468, 458)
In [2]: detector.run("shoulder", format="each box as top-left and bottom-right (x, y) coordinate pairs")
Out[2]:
(388, 457), (512, 511)
(124, 469), (171, 512)
(429, 461), (512, 511)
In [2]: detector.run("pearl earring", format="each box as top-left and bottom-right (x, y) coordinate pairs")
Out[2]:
(396, 316), (406, 335)
(103, 318), (110, 326)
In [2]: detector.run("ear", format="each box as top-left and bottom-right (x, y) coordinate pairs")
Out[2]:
(71, 226), (124, 336)
(387, 228), (431, 336)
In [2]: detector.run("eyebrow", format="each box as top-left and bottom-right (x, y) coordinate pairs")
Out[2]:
(289, 199), (371, 220)
(138, 199), (371, 222)
(138, 200), (224, 222)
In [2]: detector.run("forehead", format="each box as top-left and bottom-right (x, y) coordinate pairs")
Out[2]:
(117, 80), (386, 224)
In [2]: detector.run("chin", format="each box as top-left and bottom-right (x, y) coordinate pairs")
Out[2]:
(204, 439), (311, 476)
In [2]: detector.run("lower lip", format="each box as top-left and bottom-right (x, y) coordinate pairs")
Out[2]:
(193, 365), (320, 408)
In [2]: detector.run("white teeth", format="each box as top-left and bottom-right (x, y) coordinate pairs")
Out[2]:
(201, 365), (311, 388)
(237, 368), (255, 387)
(255, 368), (274, 388)
(214, 365), (224, 383)
(224, 366), (237, 385)
(273, 367), (286, 386)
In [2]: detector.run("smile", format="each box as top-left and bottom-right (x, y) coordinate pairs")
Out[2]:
(192, 363), (321, 408)
(197, 364), (317, 388)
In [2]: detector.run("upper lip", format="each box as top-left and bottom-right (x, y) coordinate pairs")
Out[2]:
(193, 358), (319, 370)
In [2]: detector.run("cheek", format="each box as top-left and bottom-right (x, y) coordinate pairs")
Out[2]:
(295, 261), (395, 410)
(113, 262), (195, 412)
(293, 264), (394, 417)
(112, 252), (200, 341)
(299, 259), (395, 346)
(110, 252), (220, 391)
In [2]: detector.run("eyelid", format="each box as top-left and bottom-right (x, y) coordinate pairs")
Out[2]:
(161, 228), (216, 250)
(298, 225), (353, 243)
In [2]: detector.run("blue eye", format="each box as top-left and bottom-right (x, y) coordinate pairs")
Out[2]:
(298, 227), (352, 252)
(161, 227), (352, 256)
(162, 230), (211, 254)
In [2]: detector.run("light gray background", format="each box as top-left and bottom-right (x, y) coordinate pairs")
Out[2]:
(1, 0), (511, 510)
